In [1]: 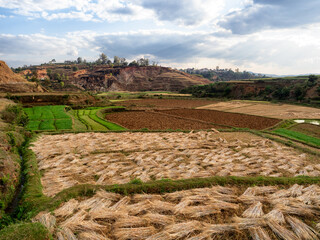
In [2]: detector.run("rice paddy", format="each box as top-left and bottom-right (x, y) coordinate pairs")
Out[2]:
(24, 105), (126, 131)
(34, 184), (320, 240)
(30, 132), (320, 197)
(24, 105), (72, 131)
(74, 107), (126, 131)
(23, 100), (320, 239)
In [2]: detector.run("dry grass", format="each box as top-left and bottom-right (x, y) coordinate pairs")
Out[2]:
(198, 101), (320, 119)
(30, 132), (320, 197)
(35, 185), (320, 239)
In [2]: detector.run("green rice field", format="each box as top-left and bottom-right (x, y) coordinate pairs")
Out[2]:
(74, 106), (126, 131)
(272, 128), (320, 147)
(24, 105), (126, 131)
(24, 106), (72, 131)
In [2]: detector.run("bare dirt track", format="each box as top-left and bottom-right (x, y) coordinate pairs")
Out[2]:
(114, 99), (216, 109)
(31, 132), (319, 197)
(198, 101), (320, 119)
(36, 185), (320, 240)
(157, 109), (281, 130)
(105, 111), (222, 130)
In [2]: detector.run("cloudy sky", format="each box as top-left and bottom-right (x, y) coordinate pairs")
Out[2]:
(1, 0), (320, 75)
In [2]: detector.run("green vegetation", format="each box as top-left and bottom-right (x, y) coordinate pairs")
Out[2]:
(272, 128), (320, 147)
(180, 74), (320, 103)
(0, 222), (51, 240)
(24, 105), (72, 131)
(74, 106), (126, 131)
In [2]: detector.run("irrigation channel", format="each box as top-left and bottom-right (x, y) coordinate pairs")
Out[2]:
(5, 147), (27, 217)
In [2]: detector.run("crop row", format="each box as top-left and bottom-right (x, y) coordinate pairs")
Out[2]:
(74, 107), (126, 131)
(24, 106), (72, 131)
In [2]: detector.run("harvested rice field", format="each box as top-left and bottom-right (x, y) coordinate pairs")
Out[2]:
(105, 111), (224, 130)
(198, 101), (320, 119)
(114, 99), (216, 109)
(35, 184), (320, 240)
(31, 132), (320, 197)
(157, 109), (280, 130)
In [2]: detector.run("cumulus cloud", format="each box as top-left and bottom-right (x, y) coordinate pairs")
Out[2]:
(218, 0), (320, 34)
(2, 25), (320, 74)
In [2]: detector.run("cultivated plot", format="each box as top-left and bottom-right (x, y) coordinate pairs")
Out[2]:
(35, 184), (320, 240)
(24, 105), (72, 131)
(198, 101), (320, 119)
(31, 132), (320, 197)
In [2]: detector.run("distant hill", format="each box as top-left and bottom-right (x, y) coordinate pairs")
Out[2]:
(0, 61), (44, 93)
(181, 76), (320, 103)
(19, 65), (211, 92)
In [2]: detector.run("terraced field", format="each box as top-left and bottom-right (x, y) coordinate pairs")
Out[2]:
(24, 105), (125, 131)
(24, 105), (72, 131)
(30, 132), (319, 197)
(106, 109), (280, 130)
(74, 107), (126, 131)
(35, 185), (320, 240)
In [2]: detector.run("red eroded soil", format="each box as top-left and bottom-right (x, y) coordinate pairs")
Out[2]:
(105, 111), (221, 130)
(157, 109), (281, 130)
(115, 99), (216, 109)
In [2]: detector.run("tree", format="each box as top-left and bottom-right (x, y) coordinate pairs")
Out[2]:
(99, 53), (107, 64)
(72, 66), (79, 71)
(308, 75), (318, 83)
(77, 57), (83, 64)
(113, 56), (120, 66)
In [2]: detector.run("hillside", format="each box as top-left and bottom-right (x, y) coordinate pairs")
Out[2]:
(20, 65), (211, 92)
(181, 76), (320, 103)
(0, 61), (44, 93)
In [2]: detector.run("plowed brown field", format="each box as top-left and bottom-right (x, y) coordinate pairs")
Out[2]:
(106, 109), (280, 130)
(157, 109), (281, 130)
(114, 99), (216, 109)
(105, 111), (223, 130)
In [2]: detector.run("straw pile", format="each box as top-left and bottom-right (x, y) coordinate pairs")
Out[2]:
(31, 132), (318, 197)
(34, 185), (320, 239)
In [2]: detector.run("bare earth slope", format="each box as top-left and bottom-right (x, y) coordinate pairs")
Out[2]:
(74, 66), (211, 92)
(0, 60), (44, 92)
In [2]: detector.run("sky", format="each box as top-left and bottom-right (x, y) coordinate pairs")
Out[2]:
(1, 0), (320, 75)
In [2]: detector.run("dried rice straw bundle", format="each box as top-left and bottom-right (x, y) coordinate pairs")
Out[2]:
(232, 217), (267, 228)
(114, 216), (148, 228)
(60, 209), (87, 230)
(149, 200), (175, 213)
(95, 190), (121, 201)
(109, 196), (130, 211)
(124, 200), (153, 215)
(242, 202), (265, 218)
(288, 184), (304, 197)
(146, 231), (171, 240)
(249, 227), (272, 240)
(56, 227), (77, 240)
(267, 220), (299, 240)
(264, 209), (286, 224)
(275, 202), (317, 217)
(164, 221), (204, 239)
(142, 213), (175, 226)
(88, 198), (113, 214)
(113, 226), (157, 240)
(90, 208), (128, 220)
(132, 194), (163, 203)
(54, 199), (79, 217)
(78, 231), (110, 240)
(179, 205), (221, 218)
(32, 212), (56, 233)
(286, 216), (319, 240)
